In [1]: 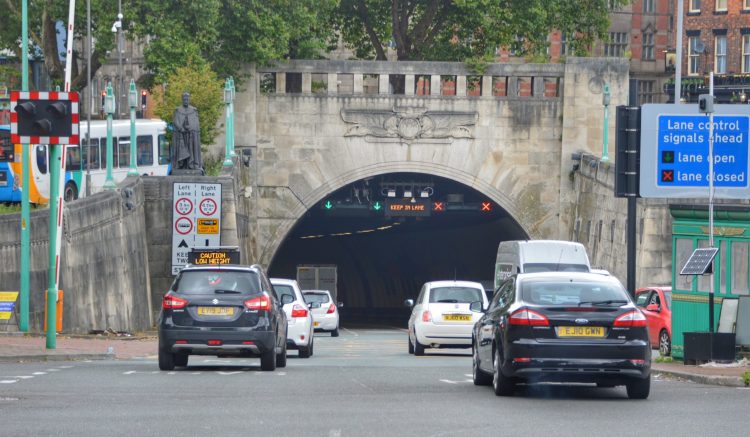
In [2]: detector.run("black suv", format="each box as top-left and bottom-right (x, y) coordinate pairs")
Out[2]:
(158, 264), (291, 371)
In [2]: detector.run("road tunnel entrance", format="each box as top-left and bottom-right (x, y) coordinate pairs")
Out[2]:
(268, 173), (528, 327)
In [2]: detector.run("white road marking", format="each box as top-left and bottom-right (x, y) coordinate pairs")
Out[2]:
(277, 372), (286, 376)
(191, 372), (202, 375)
(59, 366), (73, 369)
(1, 379), (19, 384)
(342, 328), (359, 337)
(217, 371), (241, 375)
(123, 371), (137, 375)
(439, 379), (458, 384)
(167, 372), (176, 375)
(15, 376), (34, 379)
(46, 369), (60, 372)
(32, 372), (46, 375)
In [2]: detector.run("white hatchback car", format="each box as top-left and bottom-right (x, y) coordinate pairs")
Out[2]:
(302, 290), (340, 337)
(271, 278), (314, 358)
(405, 280), (489, 356)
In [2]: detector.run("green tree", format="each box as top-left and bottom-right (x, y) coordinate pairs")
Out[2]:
(152, 63), (223, 147)
(0, 0), (118, 90)
(333, 0), (627, 62)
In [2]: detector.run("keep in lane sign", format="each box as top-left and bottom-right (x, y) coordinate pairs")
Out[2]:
(172, 183), (222, 275)
(640, 103), (750, 198)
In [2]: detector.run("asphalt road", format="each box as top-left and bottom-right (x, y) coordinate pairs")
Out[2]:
(1, 328), (748, 436)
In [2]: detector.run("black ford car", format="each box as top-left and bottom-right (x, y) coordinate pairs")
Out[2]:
(471, 272), (651, 399)
(158, 264), (290, 371)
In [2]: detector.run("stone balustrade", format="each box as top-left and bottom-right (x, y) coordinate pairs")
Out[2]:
(257, 60), (564, 99)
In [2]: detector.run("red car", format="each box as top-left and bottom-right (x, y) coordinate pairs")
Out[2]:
(635, 286), (672, 356)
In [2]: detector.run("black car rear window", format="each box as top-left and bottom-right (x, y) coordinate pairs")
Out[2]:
(521, 279), (629, 306)
(274, 284), (296, 302)
(429, 287), (483, 303)
(173, 270), (260, 295)
(523, 263), (590, 273)
(303, 292), (330, 304)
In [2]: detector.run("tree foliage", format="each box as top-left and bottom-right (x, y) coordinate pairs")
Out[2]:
(152, 63), (223, 148)
(333, 0), (628, 62)
(0, 0), (118, 90)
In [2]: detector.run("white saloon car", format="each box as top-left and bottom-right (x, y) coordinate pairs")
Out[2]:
(405, 280), (489, 356)
(271, 278), (314, 358)
(302, 290), (340, 337)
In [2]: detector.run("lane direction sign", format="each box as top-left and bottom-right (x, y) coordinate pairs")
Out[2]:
(640, 104), (750, 198)
(172, 183), (222, 274)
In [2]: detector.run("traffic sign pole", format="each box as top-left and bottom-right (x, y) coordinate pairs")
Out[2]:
(19, 0), (30, 332)
(707, 74), (715, 335)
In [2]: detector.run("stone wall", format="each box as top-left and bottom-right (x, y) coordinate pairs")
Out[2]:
(0, 177), (153, 333)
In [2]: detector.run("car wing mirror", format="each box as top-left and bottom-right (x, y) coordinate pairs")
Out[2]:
(281, 294), (294, 305)
(645, 303), (659, 312)
(404, 299), (414, 308)
(337, 302), (344, 308)
(469, 301), (484, 313)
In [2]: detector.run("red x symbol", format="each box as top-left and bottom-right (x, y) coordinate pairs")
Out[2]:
(433, 202), (444, 211)
(661, 170), (674, 182)
(481, 202), (492, 212)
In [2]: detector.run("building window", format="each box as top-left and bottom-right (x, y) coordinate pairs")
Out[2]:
(715, 0), (727, 11)
(745, 0), (750, 10)
(744, 35), (750, 73)
(642, 32), (654, 61)
(510, 34), (525, 56)
(561, 33), (573, 56)
(688, 36), (701, 75)
(605, 32), (628, 57)
(637, 80), (656, 105)
(715, 35), (727, 74)
(690, 0), (701, 12)
(643, 0), (654, 13)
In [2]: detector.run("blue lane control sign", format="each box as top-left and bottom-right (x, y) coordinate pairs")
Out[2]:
(657, 115), (749, 187)
(640, 104), (750, 199)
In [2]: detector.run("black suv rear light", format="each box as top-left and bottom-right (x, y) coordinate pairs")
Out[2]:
(163, 294), (188, 310)
(244, 292), (272, 311)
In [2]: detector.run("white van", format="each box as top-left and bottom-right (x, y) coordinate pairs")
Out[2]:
(494, 240), (591, 290)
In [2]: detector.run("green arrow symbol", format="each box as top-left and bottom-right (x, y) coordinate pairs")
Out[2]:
(324, 200), (333, 210)
(373, 201), (382, 211)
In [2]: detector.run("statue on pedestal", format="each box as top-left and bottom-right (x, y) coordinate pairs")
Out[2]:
(172, 92), (203, 172)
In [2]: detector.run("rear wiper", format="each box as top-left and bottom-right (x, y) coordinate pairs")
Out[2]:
(578, 300), (628, 307)
(437, 299), (458, 303)
(214, 289), (242, 294)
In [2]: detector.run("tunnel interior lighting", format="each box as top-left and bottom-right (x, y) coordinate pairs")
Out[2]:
(420, 187), (433, 198)
(387, 189), (396, 198)
(403, 189), (413, 198)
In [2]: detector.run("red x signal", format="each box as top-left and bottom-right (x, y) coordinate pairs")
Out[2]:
(481, 202), (492, 212)
(661, 170), (674, 182)
(433, 201), (444, 212)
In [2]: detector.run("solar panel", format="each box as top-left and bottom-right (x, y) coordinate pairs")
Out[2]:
(679, 247), (719, 275)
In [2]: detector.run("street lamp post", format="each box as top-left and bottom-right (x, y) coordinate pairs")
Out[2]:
(128, 80), (138, 176)
(601, 83), (611, 163)
(103, 83), (117, 189)
(229, 77), (236, 157)
(223, 79), (233, 167)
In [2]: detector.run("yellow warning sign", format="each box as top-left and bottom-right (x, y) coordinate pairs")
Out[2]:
(197, 218), (219, 234)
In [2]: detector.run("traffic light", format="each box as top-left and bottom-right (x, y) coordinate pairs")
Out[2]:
(101, 90), (106, 109)
(480, 201), (492, 212)
(141, 90), (147, 109)
(10, 91), (79, 144)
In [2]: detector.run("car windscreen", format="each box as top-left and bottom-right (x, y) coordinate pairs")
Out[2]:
(273, 284), (296, 302)
(521, 279), (629, 306)
(303, 292), (330, 304)
(522, 263), (590, 273)
(172, 270), (260, 295)
(429, 286), (483, 304)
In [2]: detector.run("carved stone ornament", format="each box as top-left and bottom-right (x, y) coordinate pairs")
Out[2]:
(341, 106), (477, 143)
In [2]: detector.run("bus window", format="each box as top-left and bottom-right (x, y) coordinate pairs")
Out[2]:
(36, 145), (48, 174)
(158, 134), (170, 165)
(66, 146), (81, 171)
(118, 137), (130, 168)
(0, 130), (13, 162)
(137, 135), (153, 166)
(83, 138), (101, 169)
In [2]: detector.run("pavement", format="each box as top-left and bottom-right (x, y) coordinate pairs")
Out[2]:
(1, 332), (749, 387)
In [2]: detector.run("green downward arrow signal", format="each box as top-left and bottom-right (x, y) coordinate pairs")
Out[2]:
(373, 201), (382, 211)
(324, 201), (333, 210)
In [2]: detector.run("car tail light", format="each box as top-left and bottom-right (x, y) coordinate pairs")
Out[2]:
(244, 293), (272, 311)
(513, 357), (531, 363)
(175, 340), (187, 344)
(292, 304), (309, 318)
(630, 359), (646, 366)
(242, 341), (255, 345)
(207, 340), (222, 346)
(422, 310), (432, 322)
(509, 308), (549, 326)
(613, 310), (647, 327)
(163, 294), (188, 310)
(326, 303), (336, 314)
